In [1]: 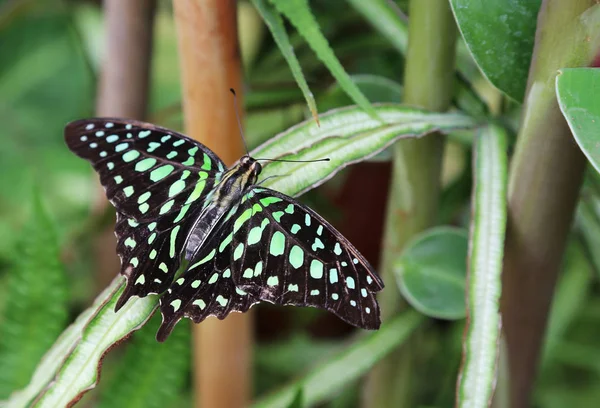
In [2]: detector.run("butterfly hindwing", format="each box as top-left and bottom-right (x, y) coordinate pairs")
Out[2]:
(227, 187), (384, 330)
(65, 118), (227, 308)
(114, 211), (198, 309)
(157, 215), (259, 341)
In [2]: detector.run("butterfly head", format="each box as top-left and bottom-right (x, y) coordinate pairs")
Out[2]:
(238, 155), (262, 185)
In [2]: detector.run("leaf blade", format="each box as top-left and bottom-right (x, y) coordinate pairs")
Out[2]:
(556, 68), (600, 174)
(449, 0), (542, 101)
(270, 0), (377, 118)
(251, 0), (319, 123)
(252, 310), (424, 408)
(457, 124), (508, 407)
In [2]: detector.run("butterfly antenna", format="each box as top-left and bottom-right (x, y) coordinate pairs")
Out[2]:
(229, 88), (250, 156)
(255, 157), (330, 163)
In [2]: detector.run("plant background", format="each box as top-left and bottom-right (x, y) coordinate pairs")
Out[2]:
(1, 1), (600, 407)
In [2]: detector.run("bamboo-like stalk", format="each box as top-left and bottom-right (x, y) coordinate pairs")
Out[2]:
(94, 0), (156, 291)
(171, 1), (251, 407)
(500, 1), (598, 406)
(364, 1), (457, 406)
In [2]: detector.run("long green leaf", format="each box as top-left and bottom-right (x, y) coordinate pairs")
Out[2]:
(6, 104), (478, 407)
(3, 282), (108, 408)
(252, 311), (424, 408)
(32, 280), (157, 408)
(0, 193), (69, 399)
(456, 124), (508, 407)
(256, 104), (478, 196)
(346, 0), (486, 116)
(251, 0), (319, 123)
(269, 0), (377, 119)
(344, 0), (408, 55)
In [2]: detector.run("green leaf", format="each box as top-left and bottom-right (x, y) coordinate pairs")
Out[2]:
(251, 0), (319, 123)
(0, 192), (69, 399)
(344, 0), (408, 56)
(6, 278), (158, 408)
(252, 311), (424, 408)
(6, 105), (477, 407)
(269, 0), (377, 119)
(4, 280), (121, 408)
(556, 68), (600, 174)
(450, 0), (542, 101)
(256, 104), (479, 197)
(395, 227), (468, 320)
(457, 124), (508, 408)
(96, 315), (191, 408)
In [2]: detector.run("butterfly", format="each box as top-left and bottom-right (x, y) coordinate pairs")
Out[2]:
(65, 118), (384, 341)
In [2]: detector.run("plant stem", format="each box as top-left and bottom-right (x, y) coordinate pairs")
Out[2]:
(94, 0), (156, 291)
(171, 1), (251, 407)
(500, 1), (599, 406)
(364, 1), (456, 406)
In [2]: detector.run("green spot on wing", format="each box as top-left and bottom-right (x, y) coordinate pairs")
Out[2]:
(260, 196), (283, 207)
(310, 259), (324, 279)
(234, 243), (244, 261)
(201, 154), (212, 170)
(122, 150), (140, 162)
(135, 157), (156, 172)
(160, 199), (175, 215)
(137, 191), (151, 204)
(289, 245), (304, 269)
(169, 225), (181, 258)
(269, 231), (285, 256)
(150, 164), (175, 182)
(169, 180), (186, 197)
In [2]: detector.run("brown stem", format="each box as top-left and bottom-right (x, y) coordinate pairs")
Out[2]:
(172, 1), (251, 407)
(500, 1), (600, 406)
(94, 0), (156, 291)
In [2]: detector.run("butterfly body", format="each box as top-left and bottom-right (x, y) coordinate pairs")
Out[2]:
(184, 156), (261, 260)
(65, 118), (383, 341)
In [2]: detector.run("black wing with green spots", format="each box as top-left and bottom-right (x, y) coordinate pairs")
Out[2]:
(65, 118), (226, 308)
(156, 215), (259, 341)
(157, 187), (383, 340)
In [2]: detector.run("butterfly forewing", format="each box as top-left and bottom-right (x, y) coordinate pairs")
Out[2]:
(65, 118), (226, 308)
(227, 187), (383, 329)
(157, 216), (259, 341)
(64, 118), (225, 223)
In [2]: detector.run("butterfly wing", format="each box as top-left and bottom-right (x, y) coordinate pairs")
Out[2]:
(65, 118), (226, 222)
(65, 118), (227, 309)
(157, 214), (259, 341)
(228, 187), (383, 330)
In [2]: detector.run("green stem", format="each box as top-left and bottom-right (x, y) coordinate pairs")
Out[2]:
(500, 1), (599, 407)
(363, 1), (457, 406)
